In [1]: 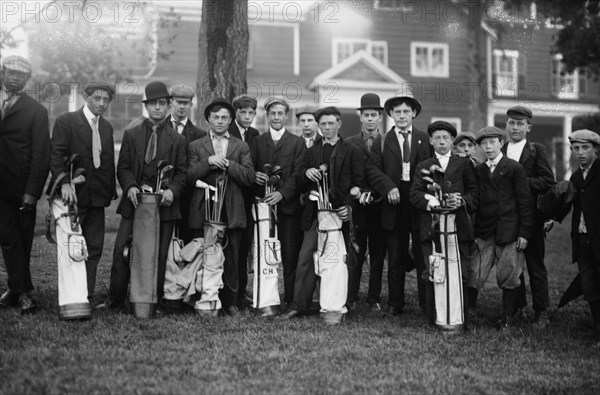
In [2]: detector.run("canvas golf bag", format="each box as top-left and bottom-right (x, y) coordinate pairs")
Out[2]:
(314, 209), (348, 324)
(251, 201), (282, 316)
(429, 209), (464, 332)
(163, 228), (186, 302)
(129, 193), (161, 319)
(48, 198), (90, 320)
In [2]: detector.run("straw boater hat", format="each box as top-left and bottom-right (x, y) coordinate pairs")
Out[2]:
(384, 88), (422, 117)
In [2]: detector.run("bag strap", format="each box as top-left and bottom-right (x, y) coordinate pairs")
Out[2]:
(45, 172), (69, 245)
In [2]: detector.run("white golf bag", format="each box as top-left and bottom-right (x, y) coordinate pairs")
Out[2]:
(251, 201), (282, 316)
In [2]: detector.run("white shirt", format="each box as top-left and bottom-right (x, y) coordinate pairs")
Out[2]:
(435, 151), (451, 171)
(486, 152), (503, 172)
(172, 117), (187, 135)
(270, 127), (285, 142)
(83, 104), (99, 129)
(506, 139), (527, 162)
(209, 130), (230, 157)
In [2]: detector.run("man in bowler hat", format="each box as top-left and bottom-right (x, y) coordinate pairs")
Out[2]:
(97, 81), (188, 310)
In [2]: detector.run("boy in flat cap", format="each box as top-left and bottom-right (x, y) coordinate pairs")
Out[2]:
(296, 105), (321, 148)
(367, 88), (433, 316)
(249, 96), (305, 307)
(0, 56), (50, 314)
(167, 84), (206, 245)
(469, 126), (534, 329)
(229, 94), (260, 306)
(502, 105), (556, 328)
(453, 132), (482, 166)
(49, 81), (117, 303)
(409, 121), (478, 327)
(187, 98), (255, 316)
(346, 93), (386, 311)
(568, 129), (600, 347)
(98, 81), (188, 310)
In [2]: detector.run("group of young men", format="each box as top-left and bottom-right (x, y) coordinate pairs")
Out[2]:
(0, 55), (599, 341)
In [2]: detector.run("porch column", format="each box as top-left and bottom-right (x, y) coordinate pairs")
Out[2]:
(562, 115), (572, 180)
(68, 83), (77, 112)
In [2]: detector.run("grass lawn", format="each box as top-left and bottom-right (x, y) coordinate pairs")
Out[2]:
(1, 201), (599, 394)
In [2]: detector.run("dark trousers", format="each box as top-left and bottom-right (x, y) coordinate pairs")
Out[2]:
(0, 198), (36, 293)
(576, 234), (600, 302)
(78, 206), (105, 301)
(386, 182), (426, 309)
(348, 204), (385, 303)
(221, 228), (243, 309)
(109, 217), (175, 302)
(237, 203), (253, 301)
(291, 219), (318, 313)
(515, 216), (550, 311)
(278, 212), (303, 304)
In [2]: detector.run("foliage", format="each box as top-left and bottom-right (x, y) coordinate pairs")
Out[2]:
(574, 113), (600, 133)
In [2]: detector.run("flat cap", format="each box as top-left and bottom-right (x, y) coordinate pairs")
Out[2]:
(453, 132), (477, 145)
(427, 120), (457, 137)
(295, 105), (317, 118)
(315, 106), (341, 122)
(232, 94), (257, 109)
(475, 126), (505, 144)
(1, 55), (32, 74)
(569, 129), (600, 146)
(83, 81), (115, 99)
(507, 105), (532, 120)
(169, 84), (195, 99)
(264, 96), (290, 112)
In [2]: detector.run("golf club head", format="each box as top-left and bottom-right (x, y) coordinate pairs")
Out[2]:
(156, 160), (168, 171)
(68, 154), (80, 166)
(195, 180), (210, 189)
(72, 167), (86, 179)
(162, 165), (174, 174)
(263, 163), (272, 177)
(308, 190), (320, 201)
(319, 164), (328, 173)
(267, 175), (281, 187)
(272, 165), (282, 176)
(140, 184), (153, 193)
(420, 168), (431, 175)
(71, 175), (86, 185)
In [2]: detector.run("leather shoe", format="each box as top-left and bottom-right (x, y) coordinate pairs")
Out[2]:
(368, 302), (382, 312)
(277, 309), (300, 320)
(0, 290), (19, 308)
(19, 293), (37, 314)
(382, 306), (403, 317)
(95, 298), (123, 310)
(226, 306), (241, 317)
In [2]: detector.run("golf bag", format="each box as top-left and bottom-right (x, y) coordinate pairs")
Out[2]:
(163, 228), (185, 301)
(48, 198), (91, 320)
(251, 201), (282, 316)
(429, 209), (464, 332)
(314, 209), (348, 324)
(129, 193), (161, 319)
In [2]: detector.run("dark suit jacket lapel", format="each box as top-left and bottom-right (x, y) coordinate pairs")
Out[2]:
(226, 135), (239, 159)
(3, 92), (26, 119)
(74, 108), (93, 150)
(583, 159), (600, 187)
(332, 139), (347, 190)
(410, 129), (423, 164)
(274, 131), (290, 155)
(519, 142), (533, 165)
(156, 123), (174, 161)
(492, 156), (508, 184)
(445, 155), (459, 178)
(385, 127), (403, 165)
(203, 134), (216, 156)
(135, 120), (148, 169)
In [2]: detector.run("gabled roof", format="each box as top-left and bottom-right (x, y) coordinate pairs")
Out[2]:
(310, 50), (407, 89)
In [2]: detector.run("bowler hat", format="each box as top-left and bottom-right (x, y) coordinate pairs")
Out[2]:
(453, 132), (476, 146)
(169, 84), (195, 99)
(204, 97), (235, 121)
(427, 120), (457, 137)
(569, 129), (600, 146)
(264, 96), (290, 112)
(295, 105), (317, 119)
(315, 106), (341, 122)
(83, 81), (115, 100)
(357, 93), (383, 111)
(475, 126), (505, 144)
(1, 55), (32, 74)
(143, 81), (171, 103)
(384, 88), (422, 117)
(507, 105), (532, 120)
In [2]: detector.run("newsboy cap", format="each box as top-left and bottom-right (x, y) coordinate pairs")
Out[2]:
(507, 105), (532, 120)
(232, 94), (257, 110)
(264, 96), (290, 112)
(475, 126), (505, 144)
(427, 120), (457, 138)
(295, 105), (317, 119)
(569, 129), (600, 146)
(1, 55), (32, 74)
(453, 132), (477, 146)
(169, 84), (195, 99)
(83, 81), (115, 99)
(315, 106), (341, 122)
(204, 97), (235, 121)
(143, 81), (171, 103)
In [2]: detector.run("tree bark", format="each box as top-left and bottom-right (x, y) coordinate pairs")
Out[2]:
(465, 0), (488, 133)
(196, 0), (249, 128)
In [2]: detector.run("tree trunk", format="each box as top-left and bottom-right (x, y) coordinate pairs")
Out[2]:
(196, 0), (249, 128)
(465, 0), (488, 133)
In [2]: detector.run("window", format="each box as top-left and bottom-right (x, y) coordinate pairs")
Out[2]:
(552, 54), (586, 99)
(410, 42), (449, 78)
(430, 117), (462, 133)
(332, 39), (388, 66)
(493, 49), (519, 97)
(374, 0), (405, 11)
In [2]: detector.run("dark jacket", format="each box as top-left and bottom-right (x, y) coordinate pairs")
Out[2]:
(298, 137), (365, 230)
(116, 118), (188, 221)
(474, 155), (534, 244)
(228, 122), (259, 145)
(48, 107), (116, 207)
(250, 130), (306, 215)
(501, 140), (555, 199)
(409, 155), (478, 242)
(0, 92), (50, 200)
(366, 127), (433, 231)
(167, 115), (206, 144)
(570, 158), (600, 263)
(187, 134), (255, 229)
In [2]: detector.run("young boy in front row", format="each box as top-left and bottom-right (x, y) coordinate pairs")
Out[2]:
(568, 129), (600, 347)
(468, 126), (534, 329)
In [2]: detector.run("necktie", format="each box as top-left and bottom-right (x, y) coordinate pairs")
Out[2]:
(306, 137), (314, 148)
(173, 121), (183, 134)
(488, 161), (496, 174)
(400, 131), (410, 163)
(242, 128), (247, 142)
(145, 124), (158, 164)
(366, 137), (374, 152)
(91, 117), (102, 168)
